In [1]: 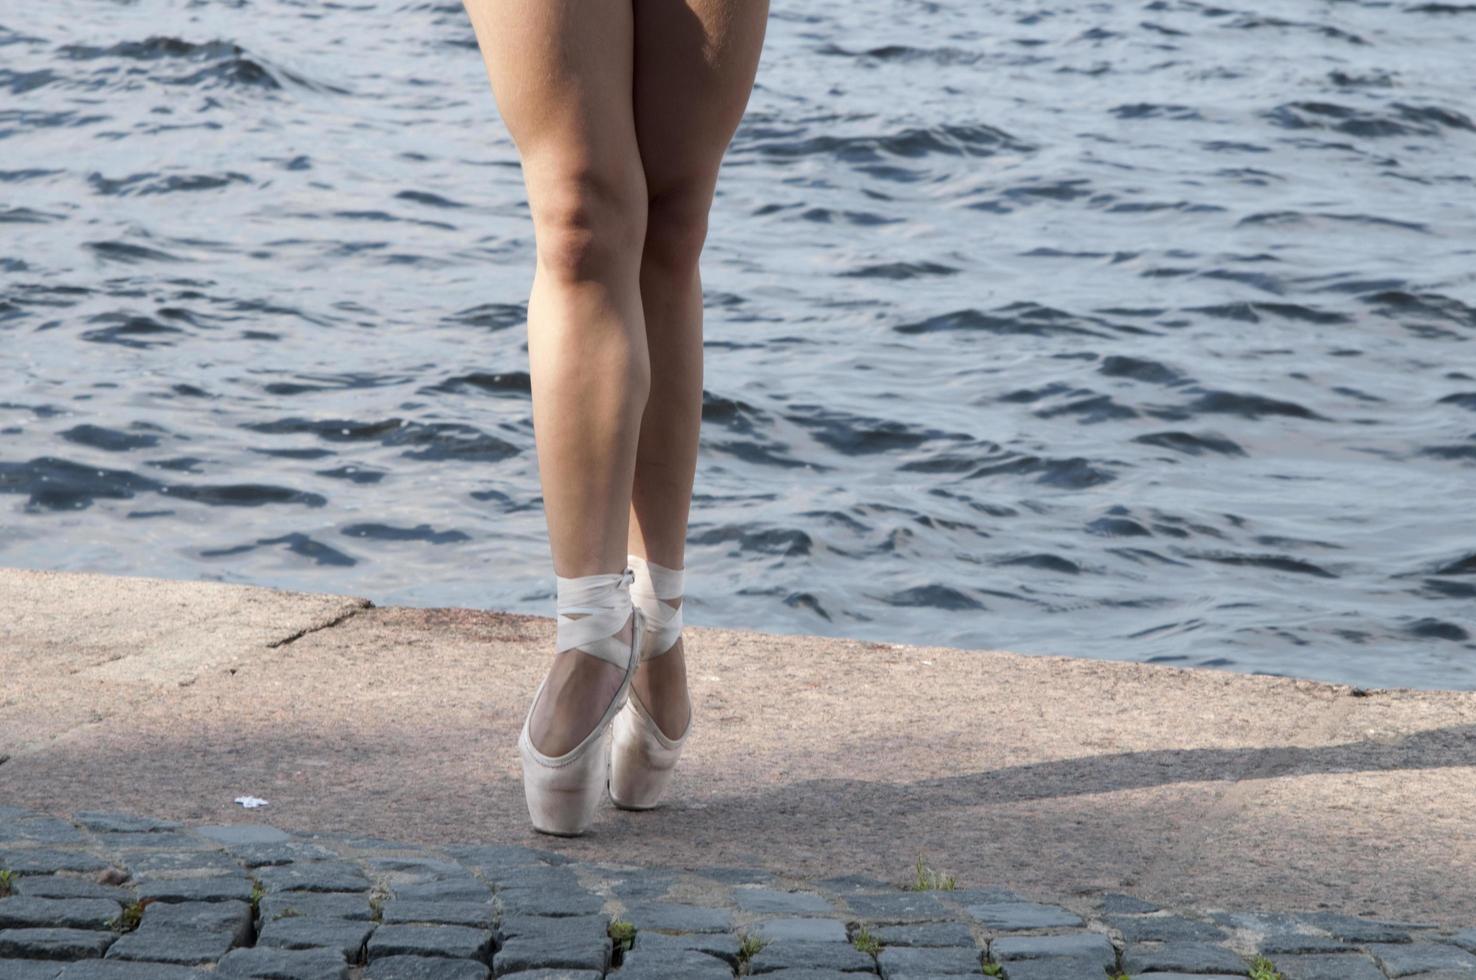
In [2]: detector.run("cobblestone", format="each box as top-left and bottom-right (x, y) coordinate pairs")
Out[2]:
(873, 945), (981, 976)
(216, 945), (350, 979)
(0, 804), (1470, 980)
(752, 917), (848, 944)
(256, 916), (377, 961)
(1120, 939), (1248, 975)
(365, 924), (494, 962)
(1276, 953), (1391, 980)
(103, 925), (240, 965)
(0, 928), (115, 961)
(0, 897), (122, 931)
(382, 900), (496, 929)
(868, 921), (974, 947)
(964, 900), (1080, 930)
(364, 956), (492, 979)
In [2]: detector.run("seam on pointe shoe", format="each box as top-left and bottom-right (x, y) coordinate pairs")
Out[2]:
(627, 685), (691, 748)
(522, 608), (643, 768)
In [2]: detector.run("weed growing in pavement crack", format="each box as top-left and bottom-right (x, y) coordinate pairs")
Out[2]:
(737, 932), (767, 968)
(851, 924), (882, 956)
(1249, 956), (1286, 980)
(608, 919), (636, 954)
(905, 855), (956, 891)
(110, 899), (149, 933)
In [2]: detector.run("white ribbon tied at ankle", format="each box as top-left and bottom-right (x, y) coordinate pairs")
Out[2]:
(627, 554), (683, 659)
(554, 566), (634, 668)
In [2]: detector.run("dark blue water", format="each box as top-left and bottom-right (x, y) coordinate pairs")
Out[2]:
(3, 1), (1474, 690)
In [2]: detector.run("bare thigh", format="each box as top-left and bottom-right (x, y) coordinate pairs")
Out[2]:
(462, 0), (647, 266)
(633, 0), (769, 226)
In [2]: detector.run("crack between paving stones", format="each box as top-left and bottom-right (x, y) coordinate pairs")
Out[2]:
(266, 601), (373, 649)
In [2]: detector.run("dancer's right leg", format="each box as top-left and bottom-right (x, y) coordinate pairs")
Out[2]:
(462, 0), (651, 757)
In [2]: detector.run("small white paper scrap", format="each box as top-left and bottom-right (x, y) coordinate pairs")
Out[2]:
(234, 795), (269, 809)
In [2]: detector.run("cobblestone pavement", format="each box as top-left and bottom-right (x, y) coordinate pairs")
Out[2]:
(2, 806), (1474, 979)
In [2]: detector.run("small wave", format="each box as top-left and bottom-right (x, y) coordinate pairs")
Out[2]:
(80, 313), (187, 348)
(1328, 69), (1395, 88)
(1438, 392), (1476, 412)
(0, 206), (62, 224)
(965, 453), (1118, 490)
(838, 261), (958, 280)
(341, 522), (470, 544)
(1188, 301), (1351, 325)
(1099, 354), (1185, 385)
(1419, 443), (1476, 461)
(1110, 103), (1205, 121)
(1195, 551), (1339, 578)
(1362, 290), (1476, 331)
(0, 456), (324, 512)
(60, 424), (164, 452)
(421, 371), (531, 397)
(784, 404), (968, 455)
(995, 552), (1082, 574)
(1405, 617), (1470, 641)
(201, 532), (354, 567)
(395, 189), (468, 209)
(1223, 15), (1368, 45)
(814, 42), (984, 66)
(1266, 99), (1475, 138)
(1132, 431), (1247, 456)
(245, 416), (518, 464)
(883, 584), (985, 610)
(442, 303), (525, 331)
(0, 68), (60, 96)
(84, 241), (186, 265)
(1184, 389), (1327, 421)
(88, 171), (252, 196)
(1033, 393), (1140, 424)
(1236, 211), (1430, 234)
(1086, 509), (1154, 537)
(689, 524), (813, 557)
(58, 35), (346, 93)
(895, 304), (1113, 338)
(749, 123), (1032, 162)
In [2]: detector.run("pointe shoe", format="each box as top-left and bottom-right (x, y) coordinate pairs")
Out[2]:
(609, 554), (691, 811)
(518, 565), (643, 836)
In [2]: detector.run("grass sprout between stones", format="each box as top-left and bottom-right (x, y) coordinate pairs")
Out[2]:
(737, 932), (766, 967)
(981, 963), (1004, 977)
(851, 924), (882, 956)
(110, 899), (148, 934)
(1249, 956), (1287, 980)
(906, 855), (956, 891)
(248, 881), (264, 914)
(0, 869), (13, 897)
(368, 874), (391, 923)
(608, 919), (636, 954)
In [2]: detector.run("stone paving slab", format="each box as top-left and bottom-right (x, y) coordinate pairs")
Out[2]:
(1, 805), (1475, 980)
(5, 568), (1474, 928)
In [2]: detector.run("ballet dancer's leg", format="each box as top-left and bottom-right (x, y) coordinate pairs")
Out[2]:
(626, 0), (770, 737)
(463, 0), (648, 756)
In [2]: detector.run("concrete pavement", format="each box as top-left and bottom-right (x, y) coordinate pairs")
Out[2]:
(1, 566), (1472, 924)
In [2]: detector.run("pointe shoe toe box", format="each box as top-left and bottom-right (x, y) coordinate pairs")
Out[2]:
(608, 692), (689, 810)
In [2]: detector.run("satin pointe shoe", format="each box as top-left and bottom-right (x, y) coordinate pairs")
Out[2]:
(518, 565), (643, 836)
(608, 554), (691, 810)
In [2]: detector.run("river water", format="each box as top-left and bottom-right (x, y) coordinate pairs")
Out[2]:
(3, 0), (1473, 690)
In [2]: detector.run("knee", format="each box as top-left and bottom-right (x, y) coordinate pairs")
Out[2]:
(529, 167), (647, 284)
(643, 184), (712, 275)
